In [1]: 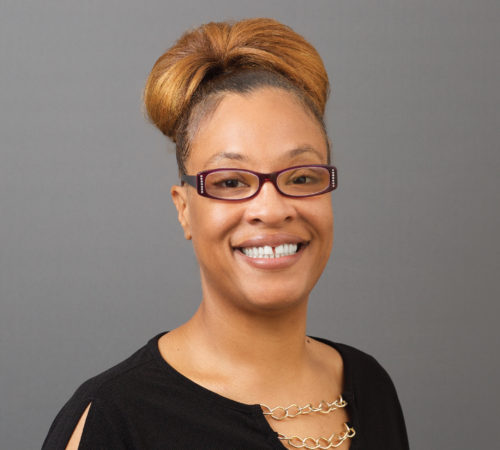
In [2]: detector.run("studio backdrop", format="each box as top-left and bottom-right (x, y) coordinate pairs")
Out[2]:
(1, 1), (499, 449)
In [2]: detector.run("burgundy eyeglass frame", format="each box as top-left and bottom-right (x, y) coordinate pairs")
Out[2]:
(180, 164), (338, 201)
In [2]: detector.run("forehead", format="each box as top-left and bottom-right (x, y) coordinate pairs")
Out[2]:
(187, 88), (328, 171)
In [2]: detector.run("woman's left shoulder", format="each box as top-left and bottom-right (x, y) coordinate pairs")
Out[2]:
(311, 337), (410, 449)
(310, 336), (406, 413)
(311, 337), (396, 385)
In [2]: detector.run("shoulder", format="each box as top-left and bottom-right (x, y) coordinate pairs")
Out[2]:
(42, 334), (163, 450)
(335, 342), (396, 387)
(66, 336), (159, 404)
(313, 337), (397, 392)
(331, 343), (399, 409)
(314, 338), (409, 449)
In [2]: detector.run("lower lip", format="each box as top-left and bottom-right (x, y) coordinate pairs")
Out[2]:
(234, 245), (306, 270)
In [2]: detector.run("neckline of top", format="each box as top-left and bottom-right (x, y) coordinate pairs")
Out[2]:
(147, 331), (355, 414)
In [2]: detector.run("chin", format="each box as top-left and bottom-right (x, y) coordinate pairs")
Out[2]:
(237, 284), (310, 314)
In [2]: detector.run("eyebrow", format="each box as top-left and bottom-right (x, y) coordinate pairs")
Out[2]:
(204, 146), (324, 167)
(287, 146), (324, 161)
(205, 152), (248, 166)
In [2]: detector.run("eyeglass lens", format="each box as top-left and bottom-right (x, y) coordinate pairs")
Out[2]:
(203, 166), (332, 200)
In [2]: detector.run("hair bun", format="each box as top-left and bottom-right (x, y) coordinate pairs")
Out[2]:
(144, 18), (329, 141)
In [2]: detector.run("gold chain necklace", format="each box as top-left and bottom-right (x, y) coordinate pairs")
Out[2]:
(260, 395), (355, 449)
(260, 395), (347, 420)
(277, 423), (356, 449)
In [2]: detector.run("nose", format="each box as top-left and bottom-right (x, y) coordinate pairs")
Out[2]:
(243, 179), (297, 226)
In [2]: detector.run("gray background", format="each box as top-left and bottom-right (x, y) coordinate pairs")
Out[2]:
(1, 1), (499, 448)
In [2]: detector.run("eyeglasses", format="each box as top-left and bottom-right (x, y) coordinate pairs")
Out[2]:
(180, 164), (337, 201)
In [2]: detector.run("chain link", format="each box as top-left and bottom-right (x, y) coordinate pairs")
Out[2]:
(260, 395), (347, 420)
(277, 423), (356, 449)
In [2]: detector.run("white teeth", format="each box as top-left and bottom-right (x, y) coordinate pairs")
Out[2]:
(241, 243), (299, 259)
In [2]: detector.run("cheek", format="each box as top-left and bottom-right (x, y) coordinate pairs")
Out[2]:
(326, 203), (334, 236)
(309, 197), (333, 230)
(310, 199), (334, 253)
(322, 214), (334, 252)
(188, 199), (241, 249)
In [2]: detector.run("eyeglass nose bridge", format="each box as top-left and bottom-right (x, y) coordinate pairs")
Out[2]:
(251, 172), (283, 199)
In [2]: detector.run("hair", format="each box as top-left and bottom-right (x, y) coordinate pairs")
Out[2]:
(144, 18), (330, 174)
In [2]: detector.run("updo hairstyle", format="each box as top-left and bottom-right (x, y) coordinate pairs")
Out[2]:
(144, 18), (330, 174)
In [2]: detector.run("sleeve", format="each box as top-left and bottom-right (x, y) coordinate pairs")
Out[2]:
(77, 399), (128, 449)
(42, 377), (128, 450)
(42, 381), (94, 450)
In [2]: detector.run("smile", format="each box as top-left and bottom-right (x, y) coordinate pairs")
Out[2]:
(239, 243), (302, 259)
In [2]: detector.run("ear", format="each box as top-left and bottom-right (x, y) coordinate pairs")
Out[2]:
(171, 185), (192, 240)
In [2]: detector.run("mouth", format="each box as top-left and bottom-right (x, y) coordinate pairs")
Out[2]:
(235, 242), (306, 259)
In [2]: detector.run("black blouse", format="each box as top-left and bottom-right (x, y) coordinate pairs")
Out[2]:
(42, 332), (409, 449)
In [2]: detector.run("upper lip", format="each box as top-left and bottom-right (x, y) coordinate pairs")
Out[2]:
(233, 233), (308, 249)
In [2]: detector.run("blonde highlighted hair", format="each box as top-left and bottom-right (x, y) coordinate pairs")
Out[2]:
(144, 18), (330, 173)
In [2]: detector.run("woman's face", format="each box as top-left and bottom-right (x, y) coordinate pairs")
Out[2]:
(171, 87), (333, 313)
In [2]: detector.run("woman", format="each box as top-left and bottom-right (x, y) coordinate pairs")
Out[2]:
(43, 18), (409, 449)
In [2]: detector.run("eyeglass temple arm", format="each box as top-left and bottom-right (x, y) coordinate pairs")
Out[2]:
(180, 174), (197, 188)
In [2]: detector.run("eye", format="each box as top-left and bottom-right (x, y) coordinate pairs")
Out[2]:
(287, 171), (320, 185)
(204, 170), (257, 199)
(278, 166), (331, 196)
(206, 171), (254, 192)
(291, 175), (312, 184)
(215, 177), (248, 188)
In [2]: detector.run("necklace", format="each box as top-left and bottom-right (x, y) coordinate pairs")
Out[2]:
(260, 395), (355, 449)
(277, 423), (356, 449)
(260, 396), (347, 420)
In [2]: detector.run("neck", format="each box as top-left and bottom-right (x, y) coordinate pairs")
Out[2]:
(180, 292), (311, 381)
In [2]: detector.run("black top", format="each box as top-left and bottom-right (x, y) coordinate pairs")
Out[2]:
(42, 332), (409, 449)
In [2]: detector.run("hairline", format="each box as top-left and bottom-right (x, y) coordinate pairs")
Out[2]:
(177, 79), (331, 176)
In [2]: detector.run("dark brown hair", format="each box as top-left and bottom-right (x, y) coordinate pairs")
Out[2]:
(144, 18), (330, 174)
